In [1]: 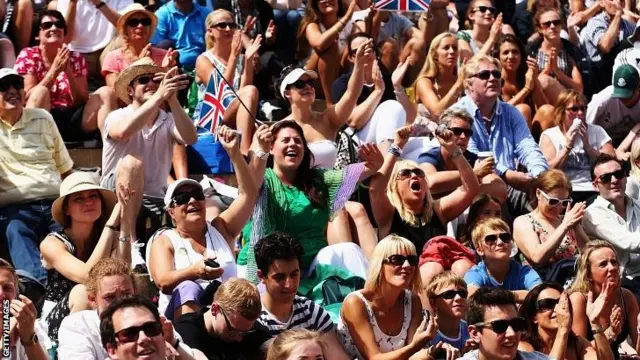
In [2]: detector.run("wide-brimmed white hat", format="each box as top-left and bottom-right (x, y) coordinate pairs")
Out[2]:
(117, 4), (158, 37)
(164, 178), (203, 207)
(113, 57), (162, 104)
(52, 172), (116, 227)
(279, 68), (318, 98)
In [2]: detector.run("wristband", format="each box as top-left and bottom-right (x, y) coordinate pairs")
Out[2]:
(388, 144), (403, 157)
(450, 148), (463, 159)
(255, 149), (269, 160)
(119, 235), (131, 243)
(95, 1), (106, 9)
(394, 87), (405, 95)
(591, 325), (605, 334)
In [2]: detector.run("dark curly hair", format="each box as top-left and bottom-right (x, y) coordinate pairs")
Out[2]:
(255, 232), (304, 275)
(100, 295), (161, 351)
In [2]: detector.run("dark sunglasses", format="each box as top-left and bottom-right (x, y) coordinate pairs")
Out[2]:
(40, 20), (66, 30)
(219, 306), (255, 336)
(384, 254), (419, 267)
(473, 70), (501, 80)
(397, 168), (426, 180)
(535, 298), (559, 312)
(289, 79), (315, 90)
(598, 169), (626, 184)
(539, 190), (571, 208)
(0, 78), (24, 92)
(449, 127), (473, 137)
(212, 22), (238, 30)
(474, 6), (497, 15)
(171, 190), (205, 207)
(126, 17), (152, 27)
(114, 321), (163, 344)
(135, 75), (162, 85)
(566, 105), (586, 113)
(475, 317), (526, 334)
(483, 232), (513, 244)
(436, 289), (468, 300)
(540, 19), (562, 28)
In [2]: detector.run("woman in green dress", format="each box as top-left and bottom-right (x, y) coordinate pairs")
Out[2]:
(238, 120), (383, 283)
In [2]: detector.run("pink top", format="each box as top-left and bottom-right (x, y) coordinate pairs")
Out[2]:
(14, 46), (88, 109)
(101, 47), (167, 77)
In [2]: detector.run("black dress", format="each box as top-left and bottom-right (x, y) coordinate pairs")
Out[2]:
(389, 209), (447, 253)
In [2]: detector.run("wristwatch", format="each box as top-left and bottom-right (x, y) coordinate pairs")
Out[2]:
(21, 333), (38, 346)
(450, 148), (462, 159)
(255, 149), (269, 161)
(95, 1), (106, 8)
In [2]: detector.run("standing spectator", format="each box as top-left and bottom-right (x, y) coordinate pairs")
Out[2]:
(151, 0), (211, 70)
(55, 0), (133, 79)
(174, 278), (272, 359)
(255, 232), (351, 359)
(580, 0), (636, 94)
(267, 0), (303, 64)
(452, 54), (549, 218)
(465, 218), (542, 302)
(0, 68), (73, 283)
(587, 64), (640, 146)
(0, 259), (49, 360)
(5, 0), (34, 53)
(459, 287), (553, 360)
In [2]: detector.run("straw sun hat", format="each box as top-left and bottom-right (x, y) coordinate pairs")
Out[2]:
(116, 3), (158, 37)
(113, 57), (162, 104)
(52, 172), (117, 227)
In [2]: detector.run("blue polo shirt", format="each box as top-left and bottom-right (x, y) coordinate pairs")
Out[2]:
(464, 260), (542, 291)
(152, 1), (211, 68)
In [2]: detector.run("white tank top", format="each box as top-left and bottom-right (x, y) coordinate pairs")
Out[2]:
(308, 140), (338, 169)
(147, 223), (237, 314)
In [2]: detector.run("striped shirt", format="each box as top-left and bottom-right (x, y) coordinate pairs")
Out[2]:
(258, 296), (334, 336)
(0, 108), (73, 207)
(580, 12), (635, 63)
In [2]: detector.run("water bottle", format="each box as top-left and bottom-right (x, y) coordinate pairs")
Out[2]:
(568, 118), (583, 151)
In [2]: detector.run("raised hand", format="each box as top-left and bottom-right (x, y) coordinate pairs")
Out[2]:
(608, 305), (623, 339)
(117, 182), (136, 220)
(490, 13), (503, 40)
(525, 57), (538, 90)
(242, 16), (257, 35)
(253, 124), (273, 153)
(156, 67), (190, 101)
(436, 129), (458, 152)
(561, 202), (585, 229)
(138, 43), (152, 58)
(52, 44), (71, 75)
(161, 48), (178, 68)
(358, 143), (384, 172)
(567, 11), (584, 28)
(231, 31), (243, 59)
(195, 256), (224, 280)
(245, 34), (262, 63)
(372, 60), (385, 92)
(394, 125), (412, 149)
(354, 38), (374, 67)
(474, 156), (495, 178)
(412, 312), (438, 347)
(587, 281), (615, 326)
(10, 295), (37, 343)
(265, 20), (276, 41)
(556, 293), (572, 332)
(218, 125), (240, 156)
(428, 342), (460, 360)
(159, 315), (175, 345)
(392, 61), (409, 90)
(343, 0), (357, 22)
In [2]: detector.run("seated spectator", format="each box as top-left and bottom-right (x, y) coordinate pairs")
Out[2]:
(460, 287), (552, 360)
(336, 234), (436, 358)
(583, 153), (640, 299)
(528, 7), (584, 106)
(518, 282), (615, 360)
(541, 89), (616, 201)
(267, 0), (304, 64)
(587, 64), (640, 146)
(568, 240), (640, 359)
(496, 35), (554, 138)
(419, 108), (507, 202)
(254, 232), (350, 360)
(39, 172), (132, 344)
(452, 54), (549, 218)
(513, 170), (588, 280)
(3, 0), (33, 56)
(0, 69), (73, 283)
(99, 295), (199, 360)
(465, 218), (542, 302)
(267, 329), (328, 360)
(174, 278), (272, 359)
(613, 21), (640, 76)
(457, 0), (505, 60)
(456, 193), (504, 246)
(331, 32), (415, 148)
(236, 120), (380, 283)
(580, 0), (636, 94)
(0, 259), (49, 360)
(14, 10), (94, 142)
(424, 271), (470, 353)
(298, 0), (356, 103)
(54, 0), (133, 79)
(192, 9), (260, 156)
(151, 0), (211, 70)
(370, 125), (479, 286)
(415, 32), (464, 117)
(147, 125), (269, 320)
(102, 58), (197, 249)
(513, 0), (581, 45)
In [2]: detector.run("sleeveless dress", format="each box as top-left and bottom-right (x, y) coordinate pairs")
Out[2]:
(146, 223), (237, 315)
(337, 290), (413, 359)
(519, 214), (579, 272)
(389, 209), (447, 254)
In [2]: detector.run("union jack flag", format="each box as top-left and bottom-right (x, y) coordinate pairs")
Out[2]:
(196, 69), (237, 134)
(374, 0), (431, 12)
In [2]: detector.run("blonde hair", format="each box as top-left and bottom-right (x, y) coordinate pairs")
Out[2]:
(204, 9), (233, 50)
(464, 0), (495, 29)
(214, 278), (262, 320)
(462, 55), (501, 91)
(570, 240), (618, 295)
(266, 329), (327, 360)
(364, 234), (422, 294)
(387, 160), (434, 227)
(471, 217), (511, 250)
(630, 138), (640, 180)
(424, 271), (467, 300)
(552, 89), (587, 129)
(421, 32), (458, 79)
(85, 258), (134, 295)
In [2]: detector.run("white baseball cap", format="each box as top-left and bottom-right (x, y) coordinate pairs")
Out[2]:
(279, 68), (318, 98)
(0, 68), (22, 81)
(164, 178), (203, 207)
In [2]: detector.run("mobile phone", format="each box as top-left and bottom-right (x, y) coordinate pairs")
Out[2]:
(204, 259), (220, 268)
(422, 309), (430, 325)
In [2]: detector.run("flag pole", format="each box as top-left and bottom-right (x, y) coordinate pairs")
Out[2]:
(211, 64), (265, 126)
